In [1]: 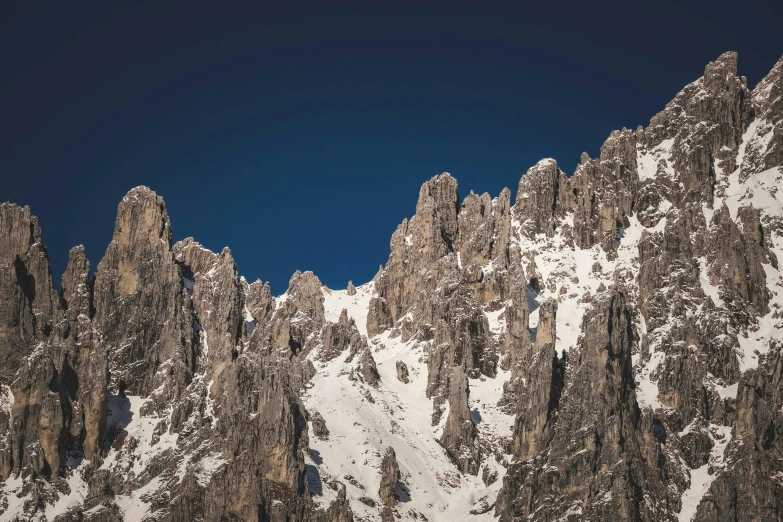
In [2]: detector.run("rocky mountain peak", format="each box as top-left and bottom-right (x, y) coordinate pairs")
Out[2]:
(513, 158), (565, 238)
(413, 172), (460, 261)
(60, 244), (92, 318)
(3, 51), (783, 522)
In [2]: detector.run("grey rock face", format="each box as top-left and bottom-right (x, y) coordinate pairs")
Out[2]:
(0, 204), (58, 384)
(0, 187), (351, 521)
(243, 277), (274, 326)
(497, 291), (681, 521)
(395, 360), (409, 383)
(359, 347), (380, 387)
(58, 246), (108, 465)
(93, 187), (196, 405)
(439, 366), (479, 475)
(174, 239), (244, 372)
(693, 342), (783, 521)
(261, 270), (325, 355)
(0, 210), (107, 482)
(513, 159), (567, 238)
(378, 446), (400, 506)
(3, 51), (783, 522)
(320, 308), (365, 362)
(310, 410), (329, 440)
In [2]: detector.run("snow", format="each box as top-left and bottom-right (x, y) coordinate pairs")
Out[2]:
(243, 305), (257, 338)
(698, 257), (724, 307)
(736, 257), (783, 373)
(637, 138), (675, 181)
(102, 395), (179, 480)
(725, 166), (783, 220)
(484, 304), (507, 337)
(714, 382), (738, 400)
(717, 117), (783, 374)
(470, 371), (515, 439)
(6, 76), (783, 521)
(634, 350), (665, 411)
(0, 475), (28, 522)
(303, 329), (508, 521)
(45, 463), (89, 519)
(0, 385), (13, 413)
(113, 475), (163, 521)
(678, 424), (733, 522)
(194, 452), (228, 486)
(322, 281), (375, 337)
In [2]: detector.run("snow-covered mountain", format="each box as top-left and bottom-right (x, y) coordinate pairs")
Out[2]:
(1, 51), (782, 521)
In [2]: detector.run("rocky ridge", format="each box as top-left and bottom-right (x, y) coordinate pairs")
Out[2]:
(0, 51), (782, 522)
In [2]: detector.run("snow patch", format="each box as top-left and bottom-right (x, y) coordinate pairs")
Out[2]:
(678, 424), (733, 522)
(322, 281), (375, 337)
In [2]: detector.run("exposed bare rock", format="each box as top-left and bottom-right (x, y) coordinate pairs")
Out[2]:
(481, 463), (498, 486)
(458, 189), (510, 268)
(707, 205), (769, 319)
(0, 203), (58, 384)
(439, 366), (479, 475)
(693, 342), (783, 521)
(378, 446), (400, 506)
(310, 410), (329, 440)
(261, 270), (326, 355)
(174, 238), (244, 370)
(368, 173), (460, 336)
(0, 219), (106, 480)
(8, 348), (65, 478)
(500, 276), (531, 369)
(320, 308), (366, 362)
(199, 353), (312, 521)
(243, 278), (274, 325)
(311, 482), (354, 522)
(497, 291), (682, 521)
(395, 360), (409, 383)
(513, 159), (568, 238)
(359, 347), (380, 387)
(58, 246), (107, 464)
(642, 51), (751, 206)
(3, 51), (783, 522)
(741, 53), (783, 176)
(92, 186), (195, 405)
(459, 187), (512, 303)
(535, 298), (557, 346)
(366, 296), (392, 338)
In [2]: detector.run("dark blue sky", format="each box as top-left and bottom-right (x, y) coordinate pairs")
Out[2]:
(2, 1), (782, 293)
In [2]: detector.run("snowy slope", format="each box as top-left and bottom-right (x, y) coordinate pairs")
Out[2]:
(304, 283), (508, 521)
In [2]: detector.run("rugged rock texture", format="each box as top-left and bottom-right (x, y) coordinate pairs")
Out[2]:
(319, 309), (365, 362)
(243, 278), (274, 327)
(56, 246), (107, 464)
(359, 347), (380, 387)
(310, 410), (329, 440)
(395, 360), (409, 383)
(378, 446), (399, 507)
(498, 291), (682, 521)
(692, 342), (783, 521)
(513, 159), (568, 238)
(3, 51), (783, 522)
(0, 188), (349, 521)
(439, 366), (479, 474)
(258, 270), (325, 356)
(93, 187), (196, 406)
(0, 204), (58, 384)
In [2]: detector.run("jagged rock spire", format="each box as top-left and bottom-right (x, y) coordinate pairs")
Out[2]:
(92, 186), (194, 403)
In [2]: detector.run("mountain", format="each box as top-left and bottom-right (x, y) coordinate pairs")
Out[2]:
(1, 50), (782, 522)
